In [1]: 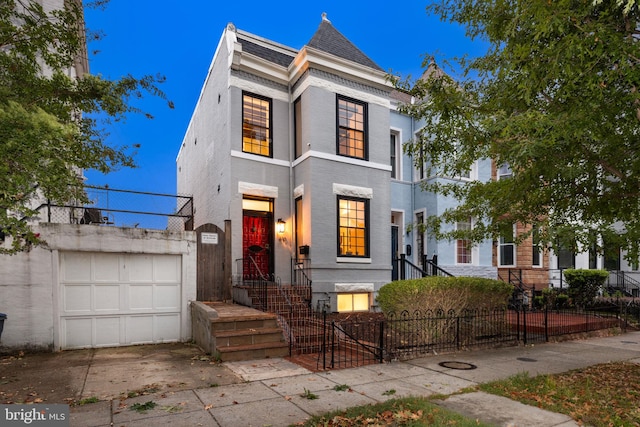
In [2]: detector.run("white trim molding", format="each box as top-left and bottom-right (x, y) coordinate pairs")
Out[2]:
(238, 181), (278, 198)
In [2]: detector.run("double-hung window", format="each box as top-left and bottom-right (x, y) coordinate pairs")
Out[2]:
(456, 218), (472, 264)
(337, 95), (367, 159)
(337, 196), (369, 257)
(242, 92), (272, 157)
(498, 163), (512, 180)
(532, 228), (542, 267)
(499, 224), (516, 267)
(390, 131), (400, 179)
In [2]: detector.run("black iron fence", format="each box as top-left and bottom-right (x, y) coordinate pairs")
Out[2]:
(37, 185), (193, 231)
(303, 305), (626, 370)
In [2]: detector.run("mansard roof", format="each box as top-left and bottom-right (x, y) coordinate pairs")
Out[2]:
(307, 14), (383, 71)
(238, 36), (296, 68)
(233, 14), (383, 73)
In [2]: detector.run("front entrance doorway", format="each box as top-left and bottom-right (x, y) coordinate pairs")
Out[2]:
(391, 225), (399, 280)
(242, 197), (274, 280)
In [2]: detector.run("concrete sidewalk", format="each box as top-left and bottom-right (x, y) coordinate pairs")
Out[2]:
(59, 332), (640, 427)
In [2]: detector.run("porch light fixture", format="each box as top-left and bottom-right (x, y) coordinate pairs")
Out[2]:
(276, 218), (285, 234)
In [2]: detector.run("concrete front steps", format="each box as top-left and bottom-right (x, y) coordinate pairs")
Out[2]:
(213, 313), (289, 362)
(191, 301), (289, 362)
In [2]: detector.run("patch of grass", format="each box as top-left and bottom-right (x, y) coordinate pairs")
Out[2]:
(161, 404), (183, 413)
(479, 362), (640, 427)
(78, 397), (99, 405)
(209, 383), (219, 388)
(298, 396), (493, 426)
(301, 388), (319, 400)
(129, 401), (157, 413)
(382, 389), (396, 396)
(333, 384), (350, 392)
(123, 384), (161, 399)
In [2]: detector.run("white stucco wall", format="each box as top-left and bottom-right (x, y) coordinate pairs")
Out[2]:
(0, 223), (197, 352)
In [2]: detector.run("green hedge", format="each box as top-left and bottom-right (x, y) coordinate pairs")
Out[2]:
(563, 269), (609, 307)
(376, 276), (513, 315)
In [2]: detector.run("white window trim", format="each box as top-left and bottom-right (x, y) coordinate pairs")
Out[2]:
(333, 183), (373, 199)
(390, 127), (403, 181)
(391, 210), (405, 255)
(532, 236), (543, 268)
(413, 128), (426, 182)
(455, 218), (474, 265)
(498, 224), (517, 267)
(497, 163), (512, 180)
(457, 160), (478, 181)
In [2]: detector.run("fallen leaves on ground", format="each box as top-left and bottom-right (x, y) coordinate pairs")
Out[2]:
(320, 409), (424, 426)
(482, 361), (640, 426)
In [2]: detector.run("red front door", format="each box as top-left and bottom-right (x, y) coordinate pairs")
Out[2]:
(242, 213), (273, 279)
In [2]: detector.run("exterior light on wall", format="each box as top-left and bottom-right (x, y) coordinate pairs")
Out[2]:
(276, 218), (285, 234)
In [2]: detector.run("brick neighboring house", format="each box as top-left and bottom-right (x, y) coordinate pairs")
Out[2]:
(177, 14), (498, 313)
(492, 160), (640, 298)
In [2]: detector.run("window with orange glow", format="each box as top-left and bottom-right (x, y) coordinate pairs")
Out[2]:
(338, 197), (368, 257)
(242, 92), (271, 157)
(337, 95), (367, 159)
(337, 293), (369, 312)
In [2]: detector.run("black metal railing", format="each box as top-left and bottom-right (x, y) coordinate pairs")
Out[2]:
(395, 254), (454, 280)
(35, 185), (193, 231)
(500, 269), (534, 308)
(607, 271), (640, 297)
(292, 258), (312, 289)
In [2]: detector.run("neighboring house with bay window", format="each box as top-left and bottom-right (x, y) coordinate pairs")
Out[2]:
(388, 88), (496, 280)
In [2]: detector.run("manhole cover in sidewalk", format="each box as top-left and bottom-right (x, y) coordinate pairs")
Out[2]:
(517, 357), (537, 362)
(438, 361), (477, 370)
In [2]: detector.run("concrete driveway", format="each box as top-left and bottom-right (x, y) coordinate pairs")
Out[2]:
(0, 343), (242, 405)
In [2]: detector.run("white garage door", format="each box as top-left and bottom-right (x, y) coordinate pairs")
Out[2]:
(59, 252), (182, 349)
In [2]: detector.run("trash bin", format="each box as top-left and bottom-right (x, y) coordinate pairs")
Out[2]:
(0, 313), (6, 341)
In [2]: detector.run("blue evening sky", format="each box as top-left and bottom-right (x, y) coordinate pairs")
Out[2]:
(83, 1), (486, 197)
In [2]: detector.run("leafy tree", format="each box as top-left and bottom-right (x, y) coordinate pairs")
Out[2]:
(0, 0), (171, 254)
(391, 1), (640, 259)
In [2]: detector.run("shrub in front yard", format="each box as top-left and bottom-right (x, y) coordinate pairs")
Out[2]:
(376, 276), (513, 315)
(540, 287), (570, 308)
(563, 269), (609, 307)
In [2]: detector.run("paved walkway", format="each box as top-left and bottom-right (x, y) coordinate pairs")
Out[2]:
(61, 332), (640, 427)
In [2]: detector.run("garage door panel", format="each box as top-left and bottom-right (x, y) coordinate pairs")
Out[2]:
(94, 285), (121, 311)
(94, 317), (122, 347)
(154, 314), (180, 341)
(128, 255), (154, 282)
(127, 316), (154, 345)
(93, 254), (121, 282)
(60, 252), (182, 350)
(154, 255), (181, 282)
(63, 284), (92, 313)
(129, 284), (154, 310)
(155, 284), (180, 310)
(63, 317), (94, 349)
(61, 253), (92, 282)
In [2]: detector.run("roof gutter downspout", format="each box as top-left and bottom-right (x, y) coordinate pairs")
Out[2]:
(288, 81), (295, 259)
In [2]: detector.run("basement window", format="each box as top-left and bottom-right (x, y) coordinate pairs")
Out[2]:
(337, 293), (369, 312)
